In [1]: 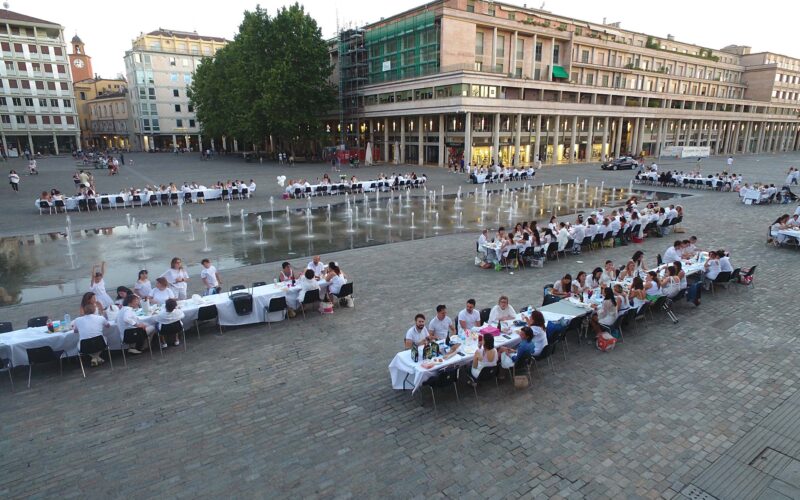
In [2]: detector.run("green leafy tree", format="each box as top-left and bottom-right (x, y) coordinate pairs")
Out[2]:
(188, 3), (335, 153)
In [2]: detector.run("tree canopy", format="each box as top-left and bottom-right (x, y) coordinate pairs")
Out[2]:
(188, 3), (335, 151)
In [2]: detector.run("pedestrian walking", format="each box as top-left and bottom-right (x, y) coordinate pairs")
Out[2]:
(8, 169), (20, 192)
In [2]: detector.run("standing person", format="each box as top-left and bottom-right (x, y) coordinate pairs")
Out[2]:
(307, 255), (325, 279)
(89, 262), (115, 310)
(726, 156), (734, 169)
(134, 270), (152, 299)
(161, 257), (189, 300)
(200, 258), (222, 295)
(119, 153), (125, 166)
(8, 170), (19, 192)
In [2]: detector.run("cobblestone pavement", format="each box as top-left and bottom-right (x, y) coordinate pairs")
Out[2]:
(1, 153), (799, 498)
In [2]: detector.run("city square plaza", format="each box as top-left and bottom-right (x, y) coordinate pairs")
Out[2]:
(0, 150), (799, 498)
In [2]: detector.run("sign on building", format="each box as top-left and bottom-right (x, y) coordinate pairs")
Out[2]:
(382, 60), (391, 72)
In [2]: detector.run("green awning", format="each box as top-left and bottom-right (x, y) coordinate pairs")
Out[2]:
(552, 65), (569, 79)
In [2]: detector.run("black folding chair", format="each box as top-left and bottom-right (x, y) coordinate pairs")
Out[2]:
(300, 289), (321, 318)
(158, 321), (187, 354)
(0, 321), (12, 333)
(532, 344), (556, 375)
(77, 335), (114, 377)
(229, 285), (246, 292)
(468, 365), (499, 400)
(25, 346), (65, 388)
(0, 344), (14, 392)
(419, 367), (459, 409)
(195, 305), (221, 337)
(330, 282), (354, 308)
(121, 327), (153, 366)
(479, 308), (491, 325)
(252, 281), (267, 288)
(265, 296), (288, 326)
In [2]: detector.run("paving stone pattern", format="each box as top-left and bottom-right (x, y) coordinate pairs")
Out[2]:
(1, 152), (800, 498)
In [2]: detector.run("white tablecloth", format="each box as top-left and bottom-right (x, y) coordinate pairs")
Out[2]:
(388, 300), (588, 392)
(779, 229), (800, 239)
(35, 188), (226, 211)
(472, 170), (533, 184)
(0, 327), (79, 366)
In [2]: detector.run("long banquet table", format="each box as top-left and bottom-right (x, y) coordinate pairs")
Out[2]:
(388, 300), (589, 393)
(35, 188), (226, 211)
(0, 281), (329, 366)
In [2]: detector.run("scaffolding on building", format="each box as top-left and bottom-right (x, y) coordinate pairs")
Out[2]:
(337, 28), (368, 151)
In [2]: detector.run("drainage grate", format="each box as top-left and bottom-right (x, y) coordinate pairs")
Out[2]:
(682, 484), (718, 500)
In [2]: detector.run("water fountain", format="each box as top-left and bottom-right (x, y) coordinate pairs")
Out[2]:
(202, 221), (211, 252)
(457, 211), (464, 229)
(374, 188), (381, 210)
(240, 209), (247, 235)
(285, 206), (292, 228)
(187, 214), (195, 241)
(125, 213), (130, 227)
(326, 204), (332, 224)
(345, 208), (355, 233)
(268, 196), (275, 223)
(256, 215), (265, 245)
(65, 225), (77, 269)
(367, 207), (373, 225)
(305, 209), (313, 238)
(422, 198), (428, 222)
(496, 206), (501, 225)
(178, 203), (185, 232)
(225, 202), (232, 227)
(136, 223), (147, 261)
(433, 211), (441, 231)
(410, 211), (416, 229)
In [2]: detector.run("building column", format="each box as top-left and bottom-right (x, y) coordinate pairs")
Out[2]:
(233, 139), (239, 152)
(492, 113), (500, 164)
(418, 115), (424, 166)
(568, 116), (577, 163)
(791, 125), (799, 151)
(513, 113), (522, 166)
(755, 123), (764, 153)
(552, 115), (560, 165)
(697, 120), (705, 147)
(630, 118), (639, 155)
(743, 121), (753, 154)
(222, 136), (227, 151)
(438, 114), (445, 167)
(400, 118), (406, 164)
(464, 112), (472, 167)
(763, 124), (772, 153)
(732, 122), (741, 154)
(531, 34), (538, 79)
(723, 121), (733, 154)
(655, 118), (664, 157)
(782, 123), (791, 151)
(384, 118), (389, 163)
(510, 31), (518, 72)
(0, 132), (7, 157)
(52, 132), (59, 155)
(548, 37), (556, 82)
(713, 121), (723, 154)
(613, 116), (623, 158)
(601, 116), (609, 161)
(534, 115), (542, 163)
(586, 116), (595, 162)
(637, 119), (647, 155)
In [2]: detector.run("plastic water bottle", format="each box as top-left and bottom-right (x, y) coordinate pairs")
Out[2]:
(63, 313), (70, 330)
(143, 299), (150, 314)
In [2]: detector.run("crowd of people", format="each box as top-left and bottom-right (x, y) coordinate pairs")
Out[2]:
(770, 210), (800, 246)
(283, 172), (426, 198)
(63, 254), (350, 367)
(476, 197), (683, 269)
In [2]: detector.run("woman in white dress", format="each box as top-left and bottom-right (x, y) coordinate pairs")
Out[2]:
(161, 257), (189, 300)
(134, 270), (152, 299)
(89, 262), (114, 310)
(149, 277), (176, 305)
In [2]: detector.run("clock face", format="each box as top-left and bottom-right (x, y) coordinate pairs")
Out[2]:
(73, 58), (84, 68)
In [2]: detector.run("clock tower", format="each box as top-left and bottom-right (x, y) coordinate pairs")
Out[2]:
(68, 34), (93, 82)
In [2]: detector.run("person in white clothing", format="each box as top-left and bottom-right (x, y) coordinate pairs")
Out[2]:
(200, 258), (222, 295)
(556, 223), (570, 252)
(72, 303), (111, 366)
(161, 257), (189, 300)
(134, 270), (152, 300)
(457, 299), (482, 334)
(718, 250), (734, 273)
(470, 333), (498, 379)
(663, 240), (683, 264)
(428, 305), (456, 341)
(89, 261), (114, 310)
(727, 156), (733, 168)
(794, 205), (800, 217)
(116, 294), (155, 354)
(488, 295), (517, 324)
(296, 269), (321, 305)
(149, 277), (176, 305)
(703, 251), (721, 287)
(307, 255), (325, 278)
(325, 263), (347, 299)
(404, 313), (433, 348)
(154, 298), (185, 348)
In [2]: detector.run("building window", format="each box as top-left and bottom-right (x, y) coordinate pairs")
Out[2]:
(41, 46), (49, 55)
(496, 35), (505, 59)
(534, 68), (541, 80)
(35, 81), (44, 90)
(514, 67), (522, 77)
(508, 12), (515, 20)
(516, 39), (524, 61)
(41, 115), (49, 124)
(63, 99), (71, 108)
(173, 89), (179, 97)
(148, 88), (156, 99)
(170, 73), (178, 82)
(475, 32), (484, 55)
(47, 81), (55, 91)
(182, 58), (189, 67)
(553, 45), (560, 64)
(189, 119), (196, 128)
(183, 74), (192, 84)
(134, 53), (141, 63)
(66, 116), (74, 125)
(54, 47), (63, 56)
(11, 97), (20, 106)
(169, 56), (176, 66)
(535, 42), (542, 62)
(175, 104), (181, 112)
(21, 80), (30, 89)
(79, 91), (86, 100)
(24, 98), (33, 107)
(0, 115), (9, 123)
(17, 61), (26, 71)
(188, 104), (194, 112)
(50, 99), (59, 107)
(581, 50), (589, 63)
(0, 97), (6, 106)
(57, 64), (65, 74)
(466, 0), (475, 12)
(488, 5), (495, 16)
(586, 73), (594, 85)
(60, 82), (68, 90)
(602, 75), (610, 87)
(15, 115), (24, 124)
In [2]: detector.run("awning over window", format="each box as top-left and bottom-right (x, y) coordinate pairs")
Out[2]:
(552, 65), (569, 79)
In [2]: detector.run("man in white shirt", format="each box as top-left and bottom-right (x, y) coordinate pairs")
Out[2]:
(307, 255), (325, 278)
(116, 295), (155, 354)
(663, 240), (683, 264)
(457, 299), (482, 334)
(488, 295), (517, 324)
(428, 305), (456, 341)
(405, 313), (433, 348)
(727, 156), (734, 168)
(570, 223), (585, 254)
(72, 303), (111, 366)
(718, 251), (734, 273)
(200, 258), (222, 295)
(788, 214), (800, 227)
